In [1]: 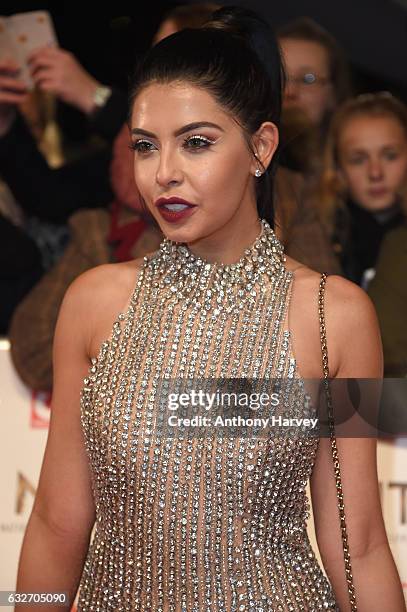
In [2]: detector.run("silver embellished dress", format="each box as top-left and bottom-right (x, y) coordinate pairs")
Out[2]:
(77, 220), (339, 611)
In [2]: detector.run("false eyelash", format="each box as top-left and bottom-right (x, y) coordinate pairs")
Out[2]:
(128, 134), (216, 153)
(128, 140), (151, 151)
(184, 134), (215, 145)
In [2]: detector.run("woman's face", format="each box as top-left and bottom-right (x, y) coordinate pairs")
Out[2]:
(279, 37), (335, 126)
(130, 81), (275, 247)
(338, 114), (407, 212)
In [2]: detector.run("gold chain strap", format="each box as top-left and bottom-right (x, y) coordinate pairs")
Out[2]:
(318, 273), (358, 611)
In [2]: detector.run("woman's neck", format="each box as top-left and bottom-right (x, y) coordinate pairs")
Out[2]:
(183, 216), (264, 266)
(348, 197), (402, 224)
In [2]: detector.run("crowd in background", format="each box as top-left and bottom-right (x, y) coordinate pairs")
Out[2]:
(1, 2), (406, 390)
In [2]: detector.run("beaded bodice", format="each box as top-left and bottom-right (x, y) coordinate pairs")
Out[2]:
(77, 220), (338, 611)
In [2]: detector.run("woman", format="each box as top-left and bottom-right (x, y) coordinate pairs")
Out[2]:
(317, 93), (407, 287)
(16, 7), (404, 611)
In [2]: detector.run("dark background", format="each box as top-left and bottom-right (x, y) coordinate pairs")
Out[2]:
(3, 1), (407, 141)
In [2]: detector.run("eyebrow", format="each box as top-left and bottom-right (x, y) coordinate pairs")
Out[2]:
(292, 66), (328, 75)
(346, 142), (401, 152)
(131, 121), (224, 138)
(291, 65), (318, 72)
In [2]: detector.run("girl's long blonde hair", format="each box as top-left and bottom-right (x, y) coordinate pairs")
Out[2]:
(317, 92), (407, 235)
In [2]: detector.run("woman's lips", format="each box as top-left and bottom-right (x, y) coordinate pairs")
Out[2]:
(155, 196), (197, 207)
(368, 187), (389, 197)
(155, 197), (197, 223)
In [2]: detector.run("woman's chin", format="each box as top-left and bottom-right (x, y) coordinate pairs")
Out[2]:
(159, 224), (194, 244)
(157, 219), (202, 243)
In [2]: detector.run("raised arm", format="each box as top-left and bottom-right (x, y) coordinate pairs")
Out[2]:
(15, 270), (99, 611)
(310, 275), (406, 611)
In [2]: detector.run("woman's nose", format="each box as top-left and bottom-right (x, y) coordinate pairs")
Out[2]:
(156, 149), (183, 187)
(368, 158), (384, 180)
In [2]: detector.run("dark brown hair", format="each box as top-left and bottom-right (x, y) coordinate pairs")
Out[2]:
(129, 6), (285, 228)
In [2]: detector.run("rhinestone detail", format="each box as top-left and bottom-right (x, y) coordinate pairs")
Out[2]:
(77, 219), (339, 611)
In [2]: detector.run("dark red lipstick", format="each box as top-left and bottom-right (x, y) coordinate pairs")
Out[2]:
(155, 197), (197, 223)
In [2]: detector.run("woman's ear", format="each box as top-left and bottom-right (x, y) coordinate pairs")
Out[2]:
(251, 121), (279, 175)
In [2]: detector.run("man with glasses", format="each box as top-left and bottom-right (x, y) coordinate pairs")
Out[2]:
(278, 17), (351, 129)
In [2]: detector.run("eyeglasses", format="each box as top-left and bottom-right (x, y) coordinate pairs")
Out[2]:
(286, 73), (331, 87)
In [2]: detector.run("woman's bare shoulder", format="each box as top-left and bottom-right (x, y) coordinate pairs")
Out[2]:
(284, 256), (381, 377)
(284, 254), (374, 312)
(62, 253), (155, 359)
(322, 273), (383, 376)
(64, 258), (142, 309)
(321, 271), (379, 327)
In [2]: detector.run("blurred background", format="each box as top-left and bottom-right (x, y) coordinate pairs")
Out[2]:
(0, 2), (406, 607)
(2, 0), (406, 148)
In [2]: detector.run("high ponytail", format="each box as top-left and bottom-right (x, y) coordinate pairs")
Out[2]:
(129, 6), (284, 227)
(204, 6), (285, 95)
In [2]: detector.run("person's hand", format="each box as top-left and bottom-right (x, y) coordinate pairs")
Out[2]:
(27, 46), (101, 115)
(0, 58), (29, 136)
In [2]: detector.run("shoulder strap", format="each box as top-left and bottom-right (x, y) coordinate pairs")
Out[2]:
(318, 273), (358, 612)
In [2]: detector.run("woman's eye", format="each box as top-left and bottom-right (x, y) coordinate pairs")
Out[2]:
(383, 150), (399, 161)
(129, 140), (155, 154)
(348, 157), (365, 165)
(183, 135), (215, 151)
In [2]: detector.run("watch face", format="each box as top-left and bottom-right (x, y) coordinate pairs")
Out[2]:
(94, 86), (112, 107)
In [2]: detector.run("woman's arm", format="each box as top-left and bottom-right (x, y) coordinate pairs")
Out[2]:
(310, 275), (406, 611)
(14, 270), (100, 610)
